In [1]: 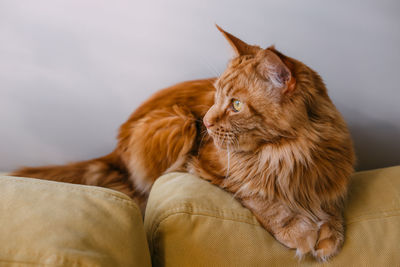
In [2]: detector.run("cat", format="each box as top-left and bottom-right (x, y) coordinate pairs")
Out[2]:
(11, 25), (355, 261)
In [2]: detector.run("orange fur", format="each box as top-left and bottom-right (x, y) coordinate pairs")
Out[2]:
(11, 26), (354, 261)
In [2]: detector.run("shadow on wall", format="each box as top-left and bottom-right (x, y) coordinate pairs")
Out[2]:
(343, 108), (400, 171)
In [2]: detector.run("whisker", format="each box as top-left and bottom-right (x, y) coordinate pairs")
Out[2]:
(226, 143), (230, 178)
(234, 136), (240, 150)
(198, 131), (208, 149)
(197, 130), (209, 159)
(199, 58), (221, 79)
(220, 133), (225, 148)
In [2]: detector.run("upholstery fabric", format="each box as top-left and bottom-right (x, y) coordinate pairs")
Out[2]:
(145, 166), (400, 266)
(0, 176), (151, 267)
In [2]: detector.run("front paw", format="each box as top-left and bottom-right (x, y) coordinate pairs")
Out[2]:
(275, 216), (319, 259)
(312, 222), (344, 262)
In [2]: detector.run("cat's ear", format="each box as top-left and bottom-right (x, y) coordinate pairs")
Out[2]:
(216, 25), (260, 56)
(256, 49), (296, 93)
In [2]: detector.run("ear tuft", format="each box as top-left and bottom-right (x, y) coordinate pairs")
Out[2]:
(216, 25), (260, 56)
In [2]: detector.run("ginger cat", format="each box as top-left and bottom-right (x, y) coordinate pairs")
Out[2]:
(12, 26), (355, 261)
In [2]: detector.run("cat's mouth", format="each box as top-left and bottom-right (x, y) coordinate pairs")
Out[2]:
(207, 128), (239, 150)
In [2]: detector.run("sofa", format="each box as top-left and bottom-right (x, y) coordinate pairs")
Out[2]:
(1, 165), (399, 266)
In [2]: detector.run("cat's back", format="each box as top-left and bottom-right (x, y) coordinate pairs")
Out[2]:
(129, 78), (216, 121)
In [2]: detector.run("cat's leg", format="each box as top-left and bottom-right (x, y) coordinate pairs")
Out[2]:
(240, 198), (319, 258)
(271, 211), (345, 261)
(241, 197), (345, 261)
(119, 105), (198, 194)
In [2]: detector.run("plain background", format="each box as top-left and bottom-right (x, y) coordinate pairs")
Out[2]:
(1, 0), (399, 172)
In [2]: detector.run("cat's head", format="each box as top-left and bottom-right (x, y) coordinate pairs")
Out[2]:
(204, 26), (324, 152)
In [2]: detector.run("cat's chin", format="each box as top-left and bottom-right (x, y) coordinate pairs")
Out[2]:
(211, 138), (256, 153)
(207, 136), (243, 152)
(211, 139), (231, 151)
(207, 130), (239, 151)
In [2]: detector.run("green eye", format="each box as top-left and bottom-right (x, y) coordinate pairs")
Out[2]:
(232, 99), (242, 112)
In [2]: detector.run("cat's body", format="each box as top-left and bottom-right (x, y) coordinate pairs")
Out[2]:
(12, 27), (355, 261)
(13, 78), (216, 211)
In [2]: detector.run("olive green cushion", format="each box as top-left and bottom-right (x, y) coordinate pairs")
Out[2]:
(144, 166), (400, 266)
(0, 176), (151, 267)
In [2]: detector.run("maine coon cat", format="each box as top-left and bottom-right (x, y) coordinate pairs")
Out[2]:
(12, 26), (355, 261)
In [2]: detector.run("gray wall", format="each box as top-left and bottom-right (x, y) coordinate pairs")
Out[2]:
(1, 0), (399, 172)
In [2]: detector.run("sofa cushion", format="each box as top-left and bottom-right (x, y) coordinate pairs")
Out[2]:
(144, 166), (400, 266)
(0, 175), (151, 267)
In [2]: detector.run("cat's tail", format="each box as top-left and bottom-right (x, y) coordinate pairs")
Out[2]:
(10, 153), (147, 209)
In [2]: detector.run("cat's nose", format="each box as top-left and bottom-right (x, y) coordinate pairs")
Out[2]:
(203, 118), (214, 128)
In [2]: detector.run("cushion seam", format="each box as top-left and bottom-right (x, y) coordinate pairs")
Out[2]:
(0, 257), (98, 267)
(149, 206), (400, 234)
(150, 210), (263, 248)
(150, 208), (400, 245)
(346, 209), (400, 224)
(148, 205), (257, 238)
(0, 177), (140, 213)
(159, 204), (255, 220)
(1, 176), (129, 199)
(346, 213), (400, 225)
(0, 258), (57, 266)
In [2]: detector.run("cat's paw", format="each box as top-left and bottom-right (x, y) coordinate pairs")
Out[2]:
(293, 230), (318, 260)
(275, 217), (319, 259)
(312, 222), (344, 262)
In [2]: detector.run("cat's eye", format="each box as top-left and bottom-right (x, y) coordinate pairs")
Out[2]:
(232, 99), (242, 112)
